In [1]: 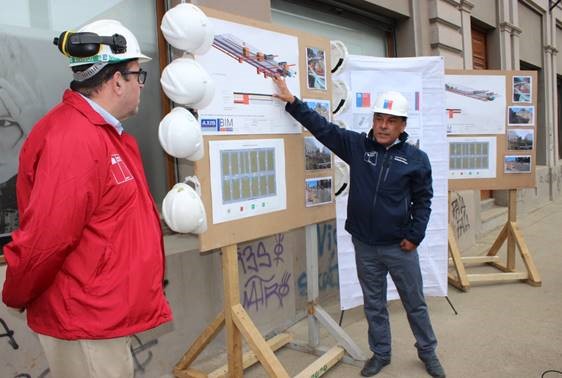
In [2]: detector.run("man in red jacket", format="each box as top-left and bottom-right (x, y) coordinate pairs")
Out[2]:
(2, 20), (172, 378)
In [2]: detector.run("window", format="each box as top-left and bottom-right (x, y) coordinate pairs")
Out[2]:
(270, 0), (391, 57)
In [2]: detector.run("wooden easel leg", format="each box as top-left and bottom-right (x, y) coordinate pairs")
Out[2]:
(174, 312), (225, 373)
(222, 245), (243, 377)
(448, 224), (469, 290)
(506, 189), (517, 271)
(486, 223), (508, 257)
(207, 334), (293, 378)
(231, 304), (290, 378)
(294, 346), (345, 378)
(509, 222), (542, 286)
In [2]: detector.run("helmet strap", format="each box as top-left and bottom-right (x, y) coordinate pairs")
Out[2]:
(73, 62), (109, 82)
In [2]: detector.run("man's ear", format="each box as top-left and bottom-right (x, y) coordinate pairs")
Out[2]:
(112, 71), (124, 94)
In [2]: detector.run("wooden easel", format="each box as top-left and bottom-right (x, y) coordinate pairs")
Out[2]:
(174, 243), (346, 377)
(448, 189), (541, 290)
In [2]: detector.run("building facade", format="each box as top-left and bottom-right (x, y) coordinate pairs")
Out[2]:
(1, 0), (561, 376)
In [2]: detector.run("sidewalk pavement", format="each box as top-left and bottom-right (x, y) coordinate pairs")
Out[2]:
(242, 196), (562, 377)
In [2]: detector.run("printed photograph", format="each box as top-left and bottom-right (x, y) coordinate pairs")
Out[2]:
(305, 177), (332, 207)
(306, 47), (326, 90)
(304, 136), (332, 171)
(504, 155), (531, 173)
(513, 76), (532, 103)
(304, 99), (331, 121)
(508, 106), (534, 126)
(507, 129), (534, 151)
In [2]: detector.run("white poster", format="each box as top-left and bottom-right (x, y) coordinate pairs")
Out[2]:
(348, 70), (422, 145)
(198, 18), (301, 135)
(445, 74), (506, 135)
(334, 56), (449, 309)
(209, 139), (286, 224)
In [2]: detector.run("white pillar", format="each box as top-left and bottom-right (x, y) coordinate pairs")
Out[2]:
(460, 0), (474, 69)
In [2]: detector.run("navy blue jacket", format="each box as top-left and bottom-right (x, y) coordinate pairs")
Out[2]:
(286, 98), (433, 246)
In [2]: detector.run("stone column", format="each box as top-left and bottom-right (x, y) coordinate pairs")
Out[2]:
(497, 0), (513, 69)
(459, 0), (474, 69)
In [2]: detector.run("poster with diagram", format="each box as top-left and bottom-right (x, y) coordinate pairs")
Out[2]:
(445, 74), (506, 135)
(447, 70), (538, 191)
(197, 17), (301, 135)
(208, 139), (286, 224)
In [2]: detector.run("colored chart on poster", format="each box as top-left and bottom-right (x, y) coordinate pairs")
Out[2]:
(209, 139), (286, 224)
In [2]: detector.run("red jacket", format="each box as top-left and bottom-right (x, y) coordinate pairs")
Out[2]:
(2, 90), (172, 339)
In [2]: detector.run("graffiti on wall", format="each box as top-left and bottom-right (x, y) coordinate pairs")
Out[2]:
(130, 335), (158, 374)
(239, 234), (292, 312)
(0, 317), (19, 350)
(451, 192), (471, 238)
(296, 222), (339, 297)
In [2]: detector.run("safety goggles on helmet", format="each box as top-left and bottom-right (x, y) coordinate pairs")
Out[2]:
(56, 20), (150, 69)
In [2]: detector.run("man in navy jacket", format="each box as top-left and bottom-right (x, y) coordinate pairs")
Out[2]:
(273, 77), (445, 377)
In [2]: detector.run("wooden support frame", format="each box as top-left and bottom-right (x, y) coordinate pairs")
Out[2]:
(448, 189), (541, 291)
(285, 225), (366, 362)
(174, 243), (346, 377)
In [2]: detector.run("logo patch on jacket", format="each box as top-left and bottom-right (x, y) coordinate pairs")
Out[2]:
(363, 151), (378, 166)
(394, 156), (408, 165)
(110, 154), (134, 184)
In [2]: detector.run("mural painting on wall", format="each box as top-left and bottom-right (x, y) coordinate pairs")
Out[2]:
(0, 34), (49, 250)
(451, 192), (471, 238)
(296, 222), (339, 298)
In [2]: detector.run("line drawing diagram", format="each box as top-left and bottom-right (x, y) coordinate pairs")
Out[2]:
(212, 34), (296, 78)
(445, 83), (498, 101)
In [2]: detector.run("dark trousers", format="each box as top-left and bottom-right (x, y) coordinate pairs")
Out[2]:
(352, 237), (437, 361)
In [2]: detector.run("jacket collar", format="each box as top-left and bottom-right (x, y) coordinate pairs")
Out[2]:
(62, 89), (115, 128)
(366, 130), (409, 150)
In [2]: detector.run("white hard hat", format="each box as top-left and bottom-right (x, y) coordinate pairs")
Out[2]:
(334, 119), (348, 129)
(162, 176), (207, 234)
(330, 40), (348, 75)
(373, 91), (409, 118)
(190, 76), (215, 110)
(332, 79), (351, 115)
(158, 107), (204, 161)
(68, 19), (150, 67)
(334, 159), (350, 196)
(161, 3), (214, 55)
(160, 56), (215, 107)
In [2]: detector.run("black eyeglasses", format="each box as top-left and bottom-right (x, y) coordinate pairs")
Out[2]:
(122, 69), (147, 84)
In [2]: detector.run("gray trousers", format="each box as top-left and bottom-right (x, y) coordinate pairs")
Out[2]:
(352, 237), (437, 361)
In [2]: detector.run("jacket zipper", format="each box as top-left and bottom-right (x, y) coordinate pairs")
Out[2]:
(383, 158), (392, 182)
(372, 151), (388, 210)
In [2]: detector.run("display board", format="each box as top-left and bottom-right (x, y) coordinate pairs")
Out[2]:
(195, 7), (334, 251)
(446, 70), (538, 191)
